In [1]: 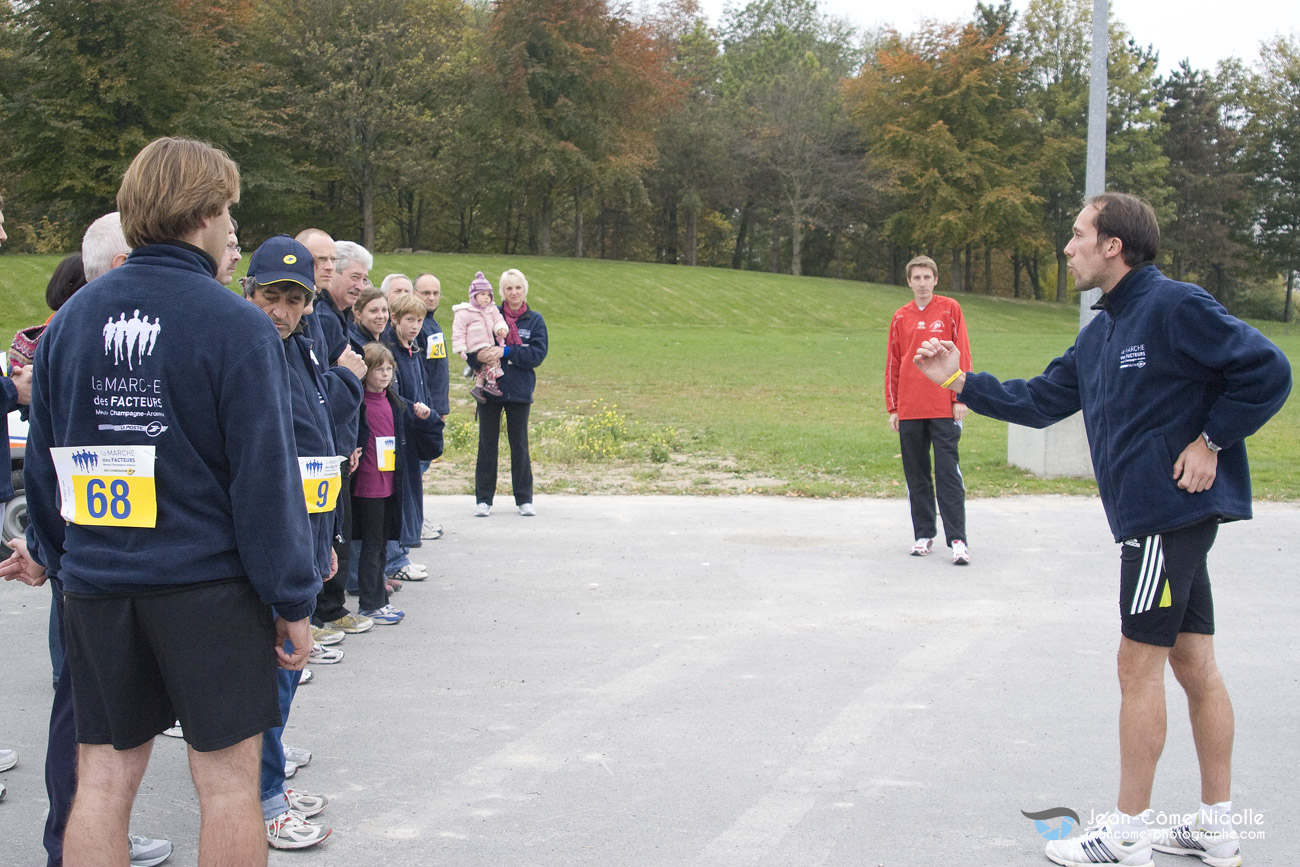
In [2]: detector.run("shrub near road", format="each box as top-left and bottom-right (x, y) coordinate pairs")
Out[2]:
(2, 253), (1295, 498)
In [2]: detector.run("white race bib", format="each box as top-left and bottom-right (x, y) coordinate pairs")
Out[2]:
(426, 332), (446, 360)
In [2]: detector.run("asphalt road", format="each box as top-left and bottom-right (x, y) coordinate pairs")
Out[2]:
(1, 495), (1294, 866)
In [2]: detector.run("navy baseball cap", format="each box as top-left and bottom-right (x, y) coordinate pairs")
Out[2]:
(246, 235), (315, 293)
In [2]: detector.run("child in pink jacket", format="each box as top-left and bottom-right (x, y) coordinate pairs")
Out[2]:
(451, 271), (509, 402)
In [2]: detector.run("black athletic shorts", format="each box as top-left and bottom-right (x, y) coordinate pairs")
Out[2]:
(63, 577), (281, 752)
(1118, 518), (1218, 647)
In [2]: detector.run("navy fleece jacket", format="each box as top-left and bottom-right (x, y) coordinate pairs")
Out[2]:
(25, 242), (319, 622)
(960, 265), (1291, 541)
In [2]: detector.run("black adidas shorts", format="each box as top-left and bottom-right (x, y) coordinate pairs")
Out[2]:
(64, 577), (280, 752)
(1118, 518), (1218, 647)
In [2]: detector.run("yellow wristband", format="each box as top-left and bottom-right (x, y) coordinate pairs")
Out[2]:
(940, 370), (963, 389)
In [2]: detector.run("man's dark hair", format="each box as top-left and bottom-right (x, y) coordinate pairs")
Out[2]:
(1086, 192), (1159, 266)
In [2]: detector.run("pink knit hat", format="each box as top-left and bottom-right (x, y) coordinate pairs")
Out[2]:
(468, 271), (493, 302)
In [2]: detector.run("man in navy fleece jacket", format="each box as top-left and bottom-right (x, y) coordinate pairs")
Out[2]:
(23, 137), (318, 866)
(915, 193), (1290, 867)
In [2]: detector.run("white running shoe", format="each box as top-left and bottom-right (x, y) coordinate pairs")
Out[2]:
(518, 503), (536, 516)
(1151, 823), (1242, 867)
(286, 788), (328, 818)
(128, 832), (173, 867)
(1045, 824), (1154, 866)
(266, 810), (331, 849)
(951, 539), (970, 565)
(308, 642), (344, 664)
(161, 722), (184, 739)
(475, 502), (491, 517)
(284, 760), (298, 779)
(282, 745), (312, 768)
(299, 668), (314, 685)
(0, 748), (17, 772)
(910, 538), (933, 556)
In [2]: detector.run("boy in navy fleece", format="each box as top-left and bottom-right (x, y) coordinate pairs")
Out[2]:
(23, 138), (318, 866)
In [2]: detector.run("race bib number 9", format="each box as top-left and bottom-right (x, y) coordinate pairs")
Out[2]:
(299, 456), (343, 514)
(51, 445), (157, 528)
(426, 332), (446, 360)
(376, 436), (396, 472)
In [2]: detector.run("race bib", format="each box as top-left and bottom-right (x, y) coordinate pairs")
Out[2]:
(426, 332), (446, 360)
(376, 436), (396, 472)
(50, 445), (157, 528)
(299, 455), (343, 514)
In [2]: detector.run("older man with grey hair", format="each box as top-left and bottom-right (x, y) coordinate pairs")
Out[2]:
(330, 241), (372, 318)
(81, 212), (131, 282)
(379, 273), (412, 297)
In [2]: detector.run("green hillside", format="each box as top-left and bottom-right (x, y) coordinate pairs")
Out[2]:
(2, 253), (1296, 498)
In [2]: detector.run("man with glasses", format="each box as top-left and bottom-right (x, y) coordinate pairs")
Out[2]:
(216, 217), (242, 286)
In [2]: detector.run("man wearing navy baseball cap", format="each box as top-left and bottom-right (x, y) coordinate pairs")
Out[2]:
(242, 235), (364, 849)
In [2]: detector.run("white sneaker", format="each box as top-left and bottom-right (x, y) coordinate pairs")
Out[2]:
(128, 832), (173, 867)
(1045, 824), (1154, 866)
(284, 760), (298, 779)
(161, 722), (184, 739)
(282, 745), (312, 768)
(421, 519), (443, 540)
(0, 748), (17, 772)
(308, 642), (344, 664)
(285, 788), (328, 818)
(910, 538), (933, 556)
(266, 810), (331, 849)
(518, 503), (536, 517)
(951, 539), (970, 565)
(299, 668), (314, 685)
(1151, 822), (1242, 867)
(475, 502), (491, 517)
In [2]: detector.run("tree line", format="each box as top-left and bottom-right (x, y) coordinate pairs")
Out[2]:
(1, 0), (1297, 319)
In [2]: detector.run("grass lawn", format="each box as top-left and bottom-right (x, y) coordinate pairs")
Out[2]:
(2, 251), (1296, 499)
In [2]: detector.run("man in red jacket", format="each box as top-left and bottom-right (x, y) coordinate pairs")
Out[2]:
(884, 255), (972, 565)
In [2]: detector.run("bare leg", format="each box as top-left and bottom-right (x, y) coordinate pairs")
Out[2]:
(188, 735), (267, 867)
(63, 741), (152, 866)
(1116, 636), (1172, 815)
(1168, 632), (1234, 804)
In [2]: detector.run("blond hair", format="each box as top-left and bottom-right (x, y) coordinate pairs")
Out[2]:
(905, 255), (938, 280)
(499, 268), (529, 294)
(117, 138), (240, 249)
(388, 293), (427, 322)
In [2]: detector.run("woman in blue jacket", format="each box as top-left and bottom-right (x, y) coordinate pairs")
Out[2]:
(470, 268), (548, 517)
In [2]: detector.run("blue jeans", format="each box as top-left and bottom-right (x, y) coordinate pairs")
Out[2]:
(259, 645), (300, 821)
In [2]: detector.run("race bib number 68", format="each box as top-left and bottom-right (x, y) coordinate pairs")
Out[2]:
(50, 445), (158, 528)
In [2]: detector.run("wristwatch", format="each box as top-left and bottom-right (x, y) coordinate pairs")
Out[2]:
(1201, 432), (1222, 453)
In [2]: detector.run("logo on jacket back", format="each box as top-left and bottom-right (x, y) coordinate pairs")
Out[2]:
(103, 310), (161, 370)
(1119, 344), (1146, 370)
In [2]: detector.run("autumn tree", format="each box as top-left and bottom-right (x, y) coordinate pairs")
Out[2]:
(845, 14), (1037, 292)
(250, 0), (465, 249)
(487, 0), (677, 257)
(645, 6), (732, 266)
(719, 0), (863, 276)
(0, 0), (259, 239)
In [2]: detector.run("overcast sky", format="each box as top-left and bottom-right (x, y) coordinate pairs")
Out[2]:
(694, 0), (1300, 75)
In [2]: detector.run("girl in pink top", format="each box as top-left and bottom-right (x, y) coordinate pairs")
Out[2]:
(351, 344), (405, 624)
